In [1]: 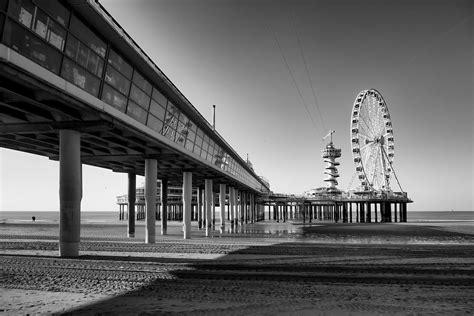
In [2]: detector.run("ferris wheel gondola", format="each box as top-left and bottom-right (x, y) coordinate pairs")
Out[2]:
(350, 89), (395, 192)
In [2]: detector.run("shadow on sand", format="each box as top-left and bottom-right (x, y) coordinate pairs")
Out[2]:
(59, 223), (474, 315)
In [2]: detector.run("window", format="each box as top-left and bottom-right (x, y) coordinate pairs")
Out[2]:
(0, 14), (3, 35)
(35, 0), (70, 27)
(163, 102), (179, 138)
(166, 102), (179, 116)
(4, 20), (61, 74)
(152, 87), (167, 106)
(108, 49), (132, 79)
(8, 0), (35, 29)
(147, 114), (163, 133)
(200, 146), (208, 159)
(104, 65), (130, 95)
(101, 83), (127, 112)
(61, 57), (100, 96)
(175, 131), (186, 146)
(202, 135), (209, 152)
(185, 123), (196, 147)
(132, 71), (152, 95)
(129, 84), (150, 110)
(32, 8), (66, 51)
(162, 123), (175, 141)
(65, 35), (104, 77)
(69, 15), (106, 57)
(149, 99), (166, 120)
(127, 101), (148, 125)
(195, 128), (203, 148)
(185, 136), (194, 152)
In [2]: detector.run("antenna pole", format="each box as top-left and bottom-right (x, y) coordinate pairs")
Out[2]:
(212, 105), (216, 130)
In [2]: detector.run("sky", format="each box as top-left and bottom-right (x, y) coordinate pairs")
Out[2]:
(0, 0), (472, 213)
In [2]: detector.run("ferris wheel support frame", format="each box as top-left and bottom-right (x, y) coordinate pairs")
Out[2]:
(350, 89), (396, 192)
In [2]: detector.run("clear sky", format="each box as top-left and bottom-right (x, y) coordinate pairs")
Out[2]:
(0, 0), (472, 212)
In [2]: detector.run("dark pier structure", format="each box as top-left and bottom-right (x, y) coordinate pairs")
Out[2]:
(261, 191), (411, 224)
(0, 0), (270, 256)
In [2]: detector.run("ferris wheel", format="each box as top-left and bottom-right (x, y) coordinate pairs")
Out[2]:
(350, 89), (395, 192)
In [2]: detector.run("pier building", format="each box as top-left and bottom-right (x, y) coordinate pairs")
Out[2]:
(0, 0), (270, 256)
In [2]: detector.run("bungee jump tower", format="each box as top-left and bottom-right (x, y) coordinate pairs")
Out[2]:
(322, 130), (342, 194)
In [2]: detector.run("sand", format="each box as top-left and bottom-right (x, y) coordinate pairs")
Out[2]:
(1, 220), (473, 315)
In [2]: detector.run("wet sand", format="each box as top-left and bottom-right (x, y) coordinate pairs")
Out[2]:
(1, 220), (473, 315)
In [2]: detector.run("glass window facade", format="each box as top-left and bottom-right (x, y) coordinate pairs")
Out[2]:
(4, 19), (61, 74)
(69, 15), (106, 58)
(108, 49), (132, 79)
(101, 83), (127, 112)
(104, 65), (130, 96)
(0, 0), (269, 193)
(61, 57), (100, 96)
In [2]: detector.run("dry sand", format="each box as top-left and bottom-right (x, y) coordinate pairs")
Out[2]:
(1, 220), (473, 315)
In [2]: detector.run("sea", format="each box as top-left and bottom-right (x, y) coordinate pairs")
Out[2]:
(0, 211), (472, 223)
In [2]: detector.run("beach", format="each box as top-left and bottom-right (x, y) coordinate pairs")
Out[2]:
(1, 220), (473, 315)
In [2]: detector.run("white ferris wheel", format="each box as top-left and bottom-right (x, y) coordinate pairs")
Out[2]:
(350, 89), (397, 192)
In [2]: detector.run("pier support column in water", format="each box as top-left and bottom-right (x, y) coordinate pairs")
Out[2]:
(59, 130), (82, 257)
(394, 203), (398, 222)
(127, 172), (136, 237)
(359, 203), (365, 223)
(349, 203), (353, 223)
(366, 202), (371, 223)
(343, 203), (348, 223)
(145, 159), (157, 244)
(387, 202), (393, 222)
(403, 203), (408, 222)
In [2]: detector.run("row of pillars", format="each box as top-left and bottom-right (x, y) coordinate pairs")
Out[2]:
(58, 129), (263, 257)
(264, 201), (408, 223)
(124, 178), (264, 239)
(119, 204), (194, 222)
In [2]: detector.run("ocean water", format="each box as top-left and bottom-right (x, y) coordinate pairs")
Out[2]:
(0, 211), (120, 223)
(0, 210), (472, 223)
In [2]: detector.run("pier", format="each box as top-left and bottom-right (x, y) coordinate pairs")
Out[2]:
(261, 191), (411, 223)
(0, 0), (269, 256)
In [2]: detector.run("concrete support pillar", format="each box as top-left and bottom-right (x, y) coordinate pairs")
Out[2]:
(398, 203), (402, 222)
(237, 190), (242, 226)
(183, 172), (192, 239)
(234, 189), (239, 228)
(127, 172), (136, 238)
(386, 202), (392, 222)
(161, 179), (168, 235)
(349, 203), (352, 223)
(229, 187), (235, 232)
(342, 203), (348, 223)
(59, 130), (82, 257)
(359, 203), (365, 223)
(219, 184), (226, 233)
(205, 178), (213, 237)
(366, 202), (371, 223)
(394, 203), (398, 222)
(374, 203), (378, 223)
(197, 187), (203, 229)
(250, 194), (255, 224)
(212, 192), (216, 228)
(356, 203), (359, 223)
(402, 203), (407, 222)
(145, 159), (157, 244)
